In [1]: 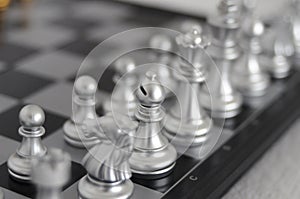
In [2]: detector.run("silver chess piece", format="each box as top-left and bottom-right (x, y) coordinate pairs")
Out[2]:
(202, 0), (243, 118)
(78, 115), (137, 199)
(63, 75), (100, 148)
(103, 57), (138, 118)
(149, 34), (175, 96)
(7, 105), (47, 182)
(269, 21), (293, 79)
(179, 20), (203, 34)
(289, 0), (300, 65)
(32, 148), (71, 199)
(233, 16), (270, 97)
(164, 29), (212, 147)
(129, 71), (177, 177)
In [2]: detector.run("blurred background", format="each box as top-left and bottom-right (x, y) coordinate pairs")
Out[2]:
(121, 0), (287, 21)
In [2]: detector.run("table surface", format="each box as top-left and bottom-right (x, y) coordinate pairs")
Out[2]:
(222, 118), (300, 199)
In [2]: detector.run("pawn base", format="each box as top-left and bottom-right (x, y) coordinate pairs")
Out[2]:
(63, 120), (100, 148)
(7, 150), (45, 182)
(164, 113), (212, 147)
(129, 144), (177, 177)
(236, 74), (270, 97)
(78, 175), (134, 199)
(272, 56), (292, 79)
(200, 90), (243, 119)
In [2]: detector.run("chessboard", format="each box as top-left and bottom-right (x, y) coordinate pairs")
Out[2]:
(0, 0), (299, 199)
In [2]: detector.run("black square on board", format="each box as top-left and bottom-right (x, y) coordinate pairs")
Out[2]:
(52, 18), (100, 31)
(0, 104), (67, 142)
(0, 71), (53, 99)
(132, 154), (199, 193)
(0, 42), (38, 64)
(58, 39), (100, 57)
(98, 68), (116, 93)
(0, 161), (86, 198)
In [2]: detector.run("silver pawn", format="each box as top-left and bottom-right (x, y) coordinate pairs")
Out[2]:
(103, 57), (137, 118)
(289, 0), (300, 65)
(78, 115), (137, 199)
(202, 0), (243, 118)
(270, 21), (293, 79)
(8, 105), (47, 182)
(32, 148), (71, 199)
(63, 76), (100, 148)
(129, 71), (177, 176)
(233, 16), (270, 97)
(164, 29), (212, 147)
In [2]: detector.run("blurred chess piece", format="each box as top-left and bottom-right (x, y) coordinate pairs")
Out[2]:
(233, 15), (270, 97)
(103, 57), (138, 118)
(202, 0), (243, 118)
(78, 115), (137, 199)
(267, 20), (293, 79)
(32, 148), (71, 199)
(149, 34), (175, 97)
(164, 28), (212, 147)
(260, 1), (293, 78)
(288, 0), (300, 65)
(63, 76), (100, 148)
(8, 105), (47, 182)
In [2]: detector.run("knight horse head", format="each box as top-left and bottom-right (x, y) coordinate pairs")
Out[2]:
(81, 114), (137, 183)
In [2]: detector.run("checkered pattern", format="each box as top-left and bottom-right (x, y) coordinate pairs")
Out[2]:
(0, 0), (288, 199)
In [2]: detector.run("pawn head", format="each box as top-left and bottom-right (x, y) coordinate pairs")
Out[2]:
(19, 104), (45, 129)
(149, 34), (173, 52)
(114, 57), (136, 76)
(74, 75), (97, 98)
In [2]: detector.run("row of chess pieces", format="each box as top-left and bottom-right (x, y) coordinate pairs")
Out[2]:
(2, 0), (300, 198)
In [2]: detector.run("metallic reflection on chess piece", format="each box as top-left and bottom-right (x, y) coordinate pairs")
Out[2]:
(233, 16), (270, 97)
(164, 28), (212, 148)
(103, 57), (137, 118)
(78, 115), (137, 199)
(63, 76), (100, 148)
(32, 148), (71, 199)
(8, 105), (47, 182)
(202, 0), (243, 118)
(130, 71), (177, 177)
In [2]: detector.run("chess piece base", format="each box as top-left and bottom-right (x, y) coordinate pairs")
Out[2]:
(235, 74), (270, 97)
(78, 175), (134, 199)
(8, 150), (46, 182)
(129, 144), (177, 177)
(63, 120), (100, 148)
(164, 113), (212, 147)
(200, 90), (243, 118)
(272, 55), (292, 79)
